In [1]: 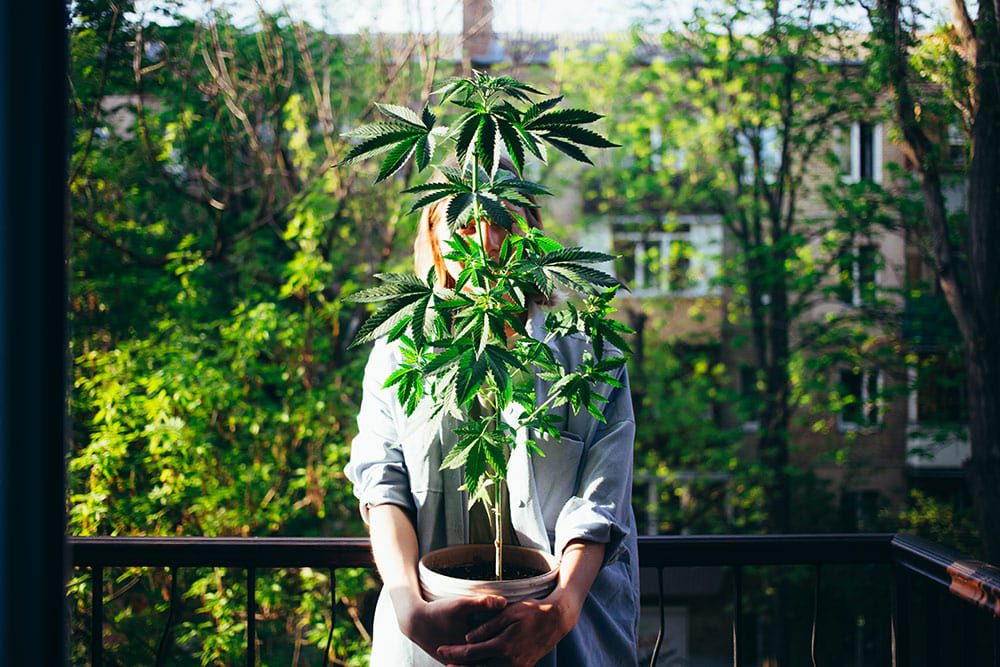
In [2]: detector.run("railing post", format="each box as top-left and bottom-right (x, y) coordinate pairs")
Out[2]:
(323, 568), (336, 667)
(891, 561), (908, 667)
(733, 564), (743, 667)
(91, 565), (103, 667)
(247, 567), (256, 667)
(649, 567), (665, 667)
(811, 564), (821, 667)
(994, 614), (999, 667)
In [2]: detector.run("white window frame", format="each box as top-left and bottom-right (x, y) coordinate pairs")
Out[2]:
(611, 214), (722, 298)
(906, 367), (971, 468)
(847, 121), (883, 184)
(837, 367), (884, 432)
(838, 242), (880, 307)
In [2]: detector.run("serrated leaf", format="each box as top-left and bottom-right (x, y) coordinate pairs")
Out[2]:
(432, 77), (467, 102)
(513, 122), (544, 160)
(456, 350), (488, 406)
(409, 188), (462, 213)
(350, 299), (419, 347)
(343, 122), (417, 139)
(455, 113), (481, 166)
(336, 129), (421, 167)
(526, 108), (603, 127)
(477, 114), (499, 178)
(376, 103), (424, 127)
(523, 96), (563, 124)
(415, 135), (432, 171)
(496, 118), (525, 175)
(423, 344), (464, 376)
(373, 272), (426, 286)
(446, 192), (474, 230)
(375, 137), (418, 182)
(422, 105), (437, 129)
(441, 440), (473, 470)
(542, 136), (592, 164)
(477, 194), (515, 232)
(542, 124), (618, 148)
(538, 248), (616, 264)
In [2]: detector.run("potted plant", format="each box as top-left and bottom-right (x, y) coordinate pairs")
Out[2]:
(340, 71), (631, 601)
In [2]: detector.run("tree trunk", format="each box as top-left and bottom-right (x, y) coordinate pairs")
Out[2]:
(877, 0), (1000, 562)
(965, 340), (1000, 561)
(963, 0), (1000, 563)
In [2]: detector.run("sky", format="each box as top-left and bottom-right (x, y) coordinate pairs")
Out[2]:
(136, 0), (691, 33)
(135, 0), (951, 34)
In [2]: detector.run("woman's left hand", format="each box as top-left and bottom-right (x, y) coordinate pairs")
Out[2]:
(435, 588), (579, 666)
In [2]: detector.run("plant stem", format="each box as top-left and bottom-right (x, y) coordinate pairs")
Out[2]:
(471, 128), (504, 580)
(494, 472), (503, 580)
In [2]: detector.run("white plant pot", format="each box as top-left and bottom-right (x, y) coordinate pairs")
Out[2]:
(418, 544), (560, 603)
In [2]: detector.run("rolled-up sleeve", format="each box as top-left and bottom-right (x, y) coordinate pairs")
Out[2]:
(344, 338), (415, 524)
(553, 364), (636, 566)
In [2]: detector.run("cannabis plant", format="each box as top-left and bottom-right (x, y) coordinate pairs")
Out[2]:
(340, 72), (632, 579)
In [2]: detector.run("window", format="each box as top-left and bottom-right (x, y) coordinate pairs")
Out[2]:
(737, 125), (780, 184)
(840, 489), (883, 531)
(947, 123), (967, 166)
(909, 352), (967, 425)
(739, 364), (761, 432)
(611, 216), (721, 297)
(837, 243), (878, 306)
(848, 121), (883, 183)
(839, 368), (882, 430)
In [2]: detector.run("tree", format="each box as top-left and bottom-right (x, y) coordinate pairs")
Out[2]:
(868, 0), (1000, 562)
(554, 1), (901, 534)
(67, 4), (439, 662)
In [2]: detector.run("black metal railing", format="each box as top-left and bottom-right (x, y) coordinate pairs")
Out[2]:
(69, 533), (1000, 666)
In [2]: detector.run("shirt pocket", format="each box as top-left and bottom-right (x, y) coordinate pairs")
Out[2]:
(530, 430), (585, 534)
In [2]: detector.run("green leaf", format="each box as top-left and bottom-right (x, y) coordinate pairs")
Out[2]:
(477, 114), (499, 178)
(455, 113), (481, 166)
(350, 299), (419, 347)
(446, 192), (474, 230)
(538, 248), (615, 264)
(432, 77), (468, 102)
(523, 96), (563, 124)
(421, 105), (437, 129)
(336, 129), (420, 167)
(343, 122), (417, 140)
(376, 103), (424, 128)
(423, 344), (464, 376)
(544, 264), (621, 294)
(496, 119), (525, 175)
(408, 185), (465, 213)
(526, 108), (603, 127)
(375, 137), (418, 182)
(541, 124), (618, 148)
(414, 135), (433, 171)
(542, 136), (592, 164)
(455, 349), (488, 406)
(477, 194), (515, 232)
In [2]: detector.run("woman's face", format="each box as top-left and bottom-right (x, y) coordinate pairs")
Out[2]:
(434, 214), (518, 284)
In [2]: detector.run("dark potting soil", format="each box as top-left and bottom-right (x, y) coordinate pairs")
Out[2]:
(434, 562), (545, 581)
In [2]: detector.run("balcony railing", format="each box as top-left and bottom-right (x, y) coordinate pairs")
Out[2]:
(68, 532), (1000, 666)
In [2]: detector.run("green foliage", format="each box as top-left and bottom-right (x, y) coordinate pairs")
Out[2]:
(65, 5), (435, 663)
(552, 0), (911, 535)
(886, 489), (982, 558)
(341, 71), (630, 575)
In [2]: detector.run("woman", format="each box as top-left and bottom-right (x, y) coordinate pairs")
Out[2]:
(345, 177), (640, 666)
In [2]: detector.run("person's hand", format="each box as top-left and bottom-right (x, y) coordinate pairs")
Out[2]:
(435, 589), (580, 666)
(397, 594), (508, 661)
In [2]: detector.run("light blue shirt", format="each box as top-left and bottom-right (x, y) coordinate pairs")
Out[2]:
(345, 304), (640, 666)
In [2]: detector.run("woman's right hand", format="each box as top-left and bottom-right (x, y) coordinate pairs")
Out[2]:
(397, 594), (508, 659)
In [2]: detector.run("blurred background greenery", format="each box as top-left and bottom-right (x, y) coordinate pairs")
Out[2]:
(67, 0), (982, 664)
